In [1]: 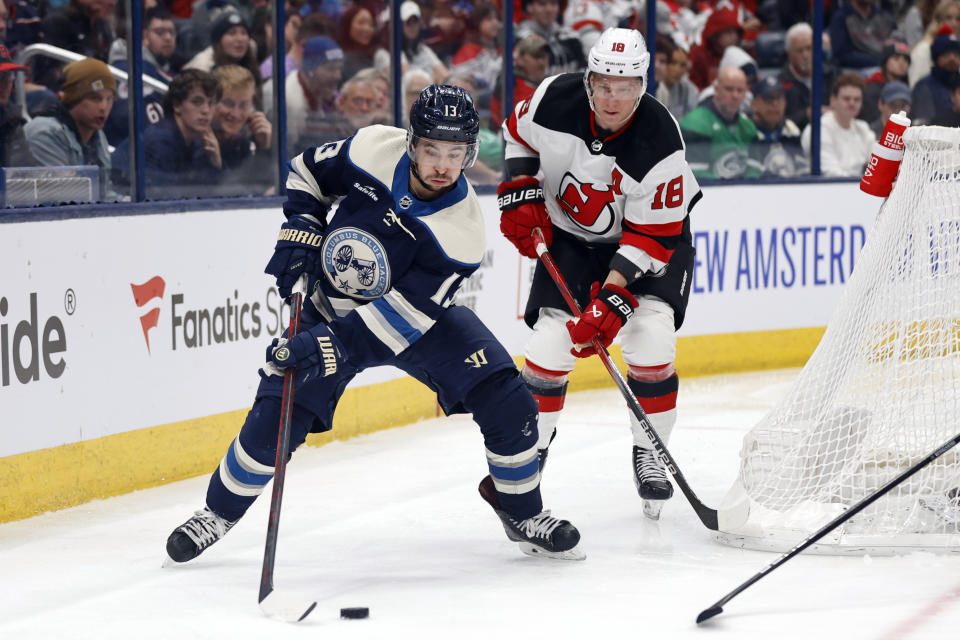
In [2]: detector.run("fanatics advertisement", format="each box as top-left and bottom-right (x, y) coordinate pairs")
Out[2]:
(0, 181), (879, 457)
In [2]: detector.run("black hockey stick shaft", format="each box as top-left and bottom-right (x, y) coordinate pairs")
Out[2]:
(697, 430), (960, 624)
(531, 228), (719, 530)
(259, 277), (308, 605)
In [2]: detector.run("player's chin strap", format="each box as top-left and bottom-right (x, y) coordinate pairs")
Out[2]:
(530, 227), (736, 533)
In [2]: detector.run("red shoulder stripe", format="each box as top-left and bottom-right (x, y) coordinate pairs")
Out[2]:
(621, 233), (674, 263)
(505, 109), (538, 155)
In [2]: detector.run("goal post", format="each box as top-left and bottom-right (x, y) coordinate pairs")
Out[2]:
(716, 126), (960, 554)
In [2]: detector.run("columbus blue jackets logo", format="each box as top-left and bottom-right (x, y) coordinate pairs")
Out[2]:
(322, 227), (391, 300)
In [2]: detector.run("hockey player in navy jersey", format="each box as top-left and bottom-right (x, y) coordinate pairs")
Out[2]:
(499, 28), (701, 520)
(165, 85), (584, 563)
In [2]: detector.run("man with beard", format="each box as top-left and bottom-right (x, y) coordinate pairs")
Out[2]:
(165, 85), (585, 565)
(912, 28), (960, 125)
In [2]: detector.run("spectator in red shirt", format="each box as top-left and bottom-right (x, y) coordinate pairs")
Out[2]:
(491, 33), (551, 126)
(688, 7), (743, 90)
(451, 2), (503, 91)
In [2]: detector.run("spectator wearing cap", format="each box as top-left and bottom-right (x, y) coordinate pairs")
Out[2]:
(516, 0), (585, 76)
(778, 22), (835, 131)
(265, 36), (351, 155)
(373, 2), (448, 84)
(0, 44), (35, 167)
(655, 37), (698, 121)
(25, 58), (115, 192)
(35, 0), (115, 88)
(870, 81), (912, 137)
(750, 76), (806, 177)
(909, 0), (960, 87)
(490, 33), (550, 125)
(801, 73), (875, 177)
(185, 9), (263, 107)
(861, 41), (911, 122)
(912, 26), (960, 123)
(688, 7), (744, 90)
(680, 67), (760, 179)
(112, 69), (225, 197)
(451, 2), (503, 92)
(336, 2), (378, 83)
(828, 0), (898, 69)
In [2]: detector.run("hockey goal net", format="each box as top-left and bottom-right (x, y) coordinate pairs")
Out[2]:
(717, 126), (960, 554)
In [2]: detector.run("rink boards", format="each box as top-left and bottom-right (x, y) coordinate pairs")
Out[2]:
(0, 182), (880, 522)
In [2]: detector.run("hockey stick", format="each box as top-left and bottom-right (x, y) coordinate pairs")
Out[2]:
(259, 275), (317, 623)
(531, 228), (731, 531)
(697, 430), (960, 624)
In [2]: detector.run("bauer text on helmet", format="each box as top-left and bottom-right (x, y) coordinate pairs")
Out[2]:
(407, 85), (480, 195)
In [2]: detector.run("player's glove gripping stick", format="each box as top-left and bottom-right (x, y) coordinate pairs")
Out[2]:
(566, 282), (637, 358)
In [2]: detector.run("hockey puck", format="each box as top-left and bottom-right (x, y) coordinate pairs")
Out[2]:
(340, 607), (370, 619)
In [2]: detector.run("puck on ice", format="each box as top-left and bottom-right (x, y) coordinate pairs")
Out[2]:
(340, 607), (369, 619)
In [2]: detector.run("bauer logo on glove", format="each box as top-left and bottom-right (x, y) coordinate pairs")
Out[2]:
(497, 176), (552, 259)
(566, 282), (638, 357)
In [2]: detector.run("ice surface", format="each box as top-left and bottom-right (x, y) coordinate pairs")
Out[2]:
(2, 369), (960, 639)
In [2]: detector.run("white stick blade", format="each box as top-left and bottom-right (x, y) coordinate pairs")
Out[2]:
(259, 589), (317, 623)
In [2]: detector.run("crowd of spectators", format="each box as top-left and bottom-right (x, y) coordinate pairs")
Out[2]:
(2, 0), (960, 203)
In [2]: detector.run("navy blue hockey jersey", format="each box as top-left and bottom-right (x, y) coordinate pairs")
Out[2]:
(282, 125), (486, 368)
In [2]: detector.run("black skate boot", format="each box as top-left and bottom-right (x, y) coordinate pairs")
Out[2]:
(633, 446), (673, 520)
(478, 476), (585, 560)
(537, 428), (557, 472)
(165, 507), (237, 564)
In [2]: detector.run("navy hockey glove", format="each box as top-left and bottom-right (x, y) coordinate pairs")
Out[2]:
(566, 282), (637, 358)
(264, 215), (325, 300)
(268, 324), (345, 383)
(498, 176), (552, 259)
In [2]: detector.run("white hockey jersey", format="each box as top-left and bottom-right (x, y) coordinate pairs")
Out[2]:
(502, 73), (701, 279)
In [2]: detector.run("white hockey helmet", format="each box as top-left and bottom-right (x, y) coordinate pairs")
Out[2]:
(583, 28), (649, 117)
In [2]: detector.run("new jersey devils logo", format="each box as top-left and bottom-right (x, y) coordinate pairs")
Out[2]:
(555, 169), (623, 234)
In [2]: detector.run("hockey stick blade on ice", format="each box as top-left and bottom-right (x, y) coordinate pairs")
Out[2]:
(531, 228), (736, 531)
(696, 430), (960, 624)
(259, 275), (317, 623)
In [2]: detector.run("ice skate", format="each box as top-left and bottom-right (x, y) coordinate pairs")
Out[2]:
(165, 507), (237, 565)
(633, 446), (673, 520)
(478, 476), (585, 560)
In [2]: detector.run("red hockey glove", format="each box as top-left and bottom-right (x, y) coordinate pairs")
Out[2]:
(566, 282), (638, 358)
(497, 176), (552, 259)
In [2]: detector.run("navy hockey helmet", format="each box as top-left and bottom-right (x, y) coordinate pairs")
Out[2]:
(407, 84), (480, 170)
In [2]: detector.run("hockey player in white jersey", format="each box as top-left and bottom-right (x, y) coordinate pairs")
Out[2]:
(499, 27), (701, 519)
(164, 85), (585, 564)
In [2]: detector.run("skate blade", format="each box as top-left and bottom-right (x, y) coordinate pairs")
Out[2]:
(518, 542), (586, 561)
(642, 499), (664, 521)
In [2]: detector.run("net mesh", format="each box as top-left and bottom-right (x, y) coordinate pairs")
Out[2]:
(718, 126), (960, 553)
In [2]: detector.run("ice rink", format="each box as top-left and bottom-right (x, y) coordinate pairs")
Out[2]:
(3, 368), (959, 639)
